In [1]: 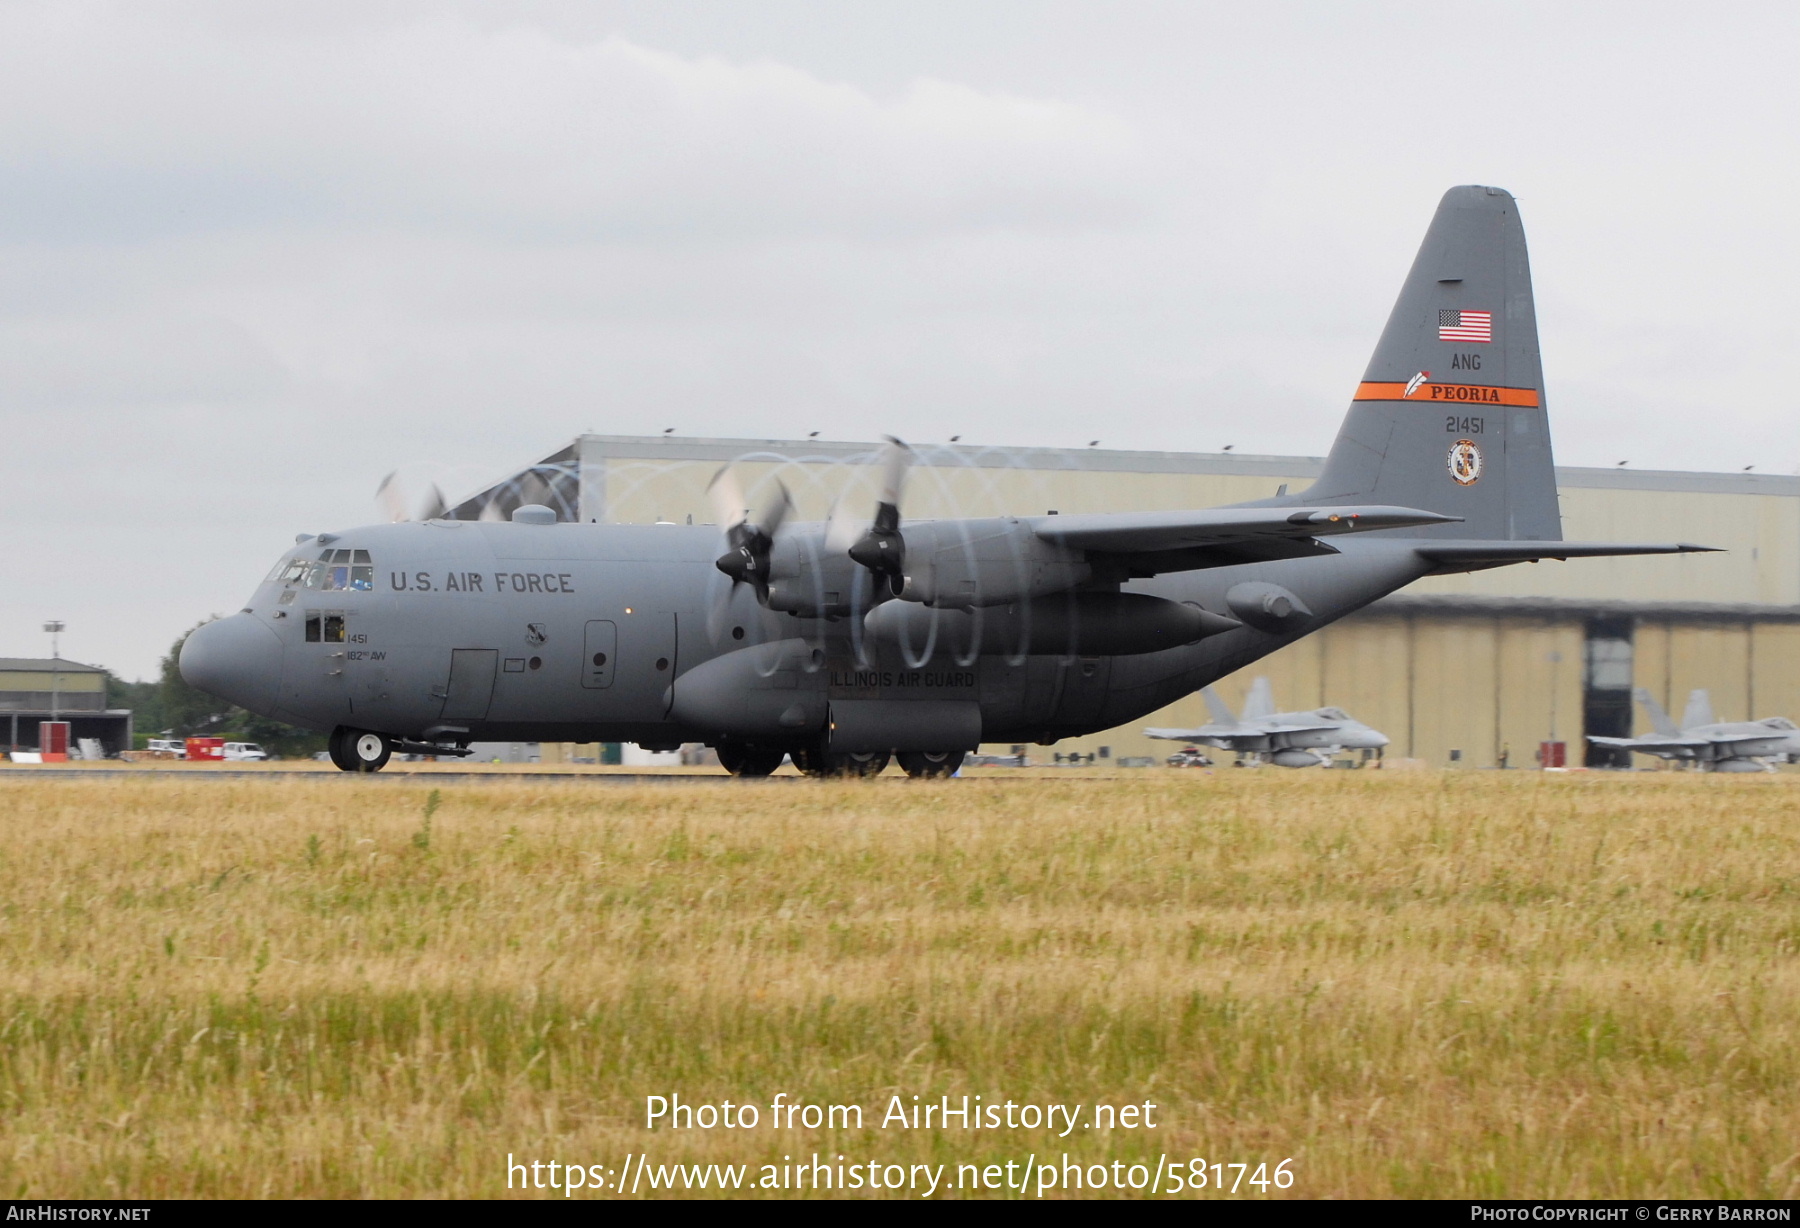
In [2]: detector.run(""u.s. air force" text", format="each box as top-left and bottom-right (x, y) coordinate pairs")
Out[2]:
(390, 571), (576, 594)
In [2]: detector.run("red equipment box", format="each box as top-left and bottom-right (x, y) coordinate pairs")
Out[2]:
(1538, 740), (1567, 768)
(38, 721), (70, 763)
(184, 737), (226, 762)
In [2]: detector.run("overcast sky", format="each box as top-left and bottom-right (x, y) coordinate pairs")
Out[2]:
(3, 1), (1795, 680)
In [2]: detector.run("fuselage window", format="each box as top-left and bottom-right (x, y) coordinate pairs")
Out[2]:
(304, 612), (348, 643)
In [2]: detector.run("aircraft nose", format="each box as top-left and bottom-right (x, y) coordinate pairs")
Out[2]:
(179, 614), (283, 715)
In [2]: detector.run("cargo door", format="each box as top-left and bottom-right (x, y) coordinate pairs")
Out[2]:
(439, 649), (498, 721)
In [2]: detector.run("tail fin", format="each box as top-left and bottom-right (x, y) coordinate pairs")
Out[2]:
(1303, 186), (1560, 541)
(1635, 687), (1679, 738)
(1201, 686), (1236, 726)
(1242, 676), (1276, 721)
(1681, 689), (1716, 731)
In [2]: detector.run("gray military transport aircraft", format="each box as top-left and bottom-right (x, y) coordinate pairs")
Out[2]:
(1144, 677), (1389, 768)
(180, 185), (1712, 777)
(1588, 688), (1800, 772)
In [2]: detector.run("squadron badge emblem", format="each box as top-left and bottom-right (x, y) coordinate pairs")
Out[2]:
(1447, 438), (1483, 486)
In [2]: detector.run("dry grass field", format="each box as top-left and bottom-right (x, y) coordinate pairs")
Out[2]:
(0, 767), (1796, 1199)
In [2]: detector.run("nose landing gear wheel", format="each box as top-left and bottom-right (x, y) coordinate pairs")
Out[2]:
(328, 727), (392, 773)
(897, 750), (965, 779)
(715, 744), (786, 777)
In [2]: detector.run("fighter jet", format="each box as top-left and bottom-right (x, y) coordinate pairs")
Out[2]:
(1587, 688), (1800, 772)
(180, 185), (1712, 777)
(1144, 677), (1388, 767)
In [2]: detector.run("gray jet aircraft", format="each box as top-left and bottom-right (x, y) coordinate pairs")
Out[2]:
(181, 185), (1711, 777)
(1144, 676), (1388, 767)
(1588, 688), (1800, 772)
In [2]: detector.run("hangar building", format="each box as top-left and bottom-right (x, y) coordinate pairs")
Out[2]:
(1, 658), (133, 756)
(451, 434), (1800, 768)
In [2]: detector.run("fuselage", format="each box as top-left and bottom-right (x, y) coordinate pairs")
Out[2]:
(184, 519), (1442, 750)
(1618, 722), (1800, 763)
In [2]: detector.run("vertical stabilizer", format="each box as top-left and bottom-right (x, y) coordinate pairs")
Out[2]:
(1681, 689), (1716, 731)
(1242, 676), (1276, 721)
(1635, 687), (1679, 738)
(1303, 186), (1560, 541)
(1201, 686), (1237, 726)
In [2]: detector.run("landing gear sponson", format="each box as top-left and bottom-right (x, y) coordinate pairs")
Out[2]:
(717, 740), (964, 779)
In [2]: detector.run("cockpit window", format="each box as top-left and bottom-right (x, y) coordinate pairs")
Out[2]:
(1317, 707), (1349, 721)
(267, 555), (310, 584)
(275, 547), (377, 591)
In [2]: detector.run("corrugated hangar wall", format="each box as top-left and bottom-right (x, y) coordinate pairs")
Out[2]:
(463, 435), (1800, 767)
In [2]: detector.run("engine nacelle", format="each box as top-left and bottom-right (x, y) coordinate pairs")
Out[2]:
(764, 538), (877, 619)
(897, 519), (1090, 609)
(864, 592), (1239, 658)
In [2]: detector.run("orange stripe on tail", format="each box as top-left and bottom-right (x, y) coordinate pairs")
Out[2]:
(1356, 381), (1540, 407)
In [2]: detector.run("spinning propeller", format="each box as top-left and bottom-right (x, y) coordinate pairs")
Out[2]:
(707, 466), (794, 603)
(375, 471), (448, 523)
(827, 436), (914, 594)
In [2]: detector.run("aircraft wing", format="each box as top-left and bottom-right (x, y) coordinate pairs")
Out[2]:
(1030, 506), (1462, 572)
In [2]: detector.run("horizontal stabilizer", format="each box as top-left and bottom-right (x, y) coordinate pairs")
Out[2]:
(1416, 541), (1718, 567)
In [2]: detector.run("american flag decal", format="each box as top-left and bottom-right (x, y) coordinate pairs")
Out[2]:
(1439, 309), (1492, 343)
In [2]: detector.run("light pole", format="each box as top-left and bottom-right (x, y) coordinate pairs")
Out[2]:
(43, 621), (64, 722)
(1546, 649), (1561, 742)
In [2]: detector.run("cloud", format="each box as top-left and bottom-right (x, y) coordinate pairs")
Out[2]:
(0, 8), (1147, 244)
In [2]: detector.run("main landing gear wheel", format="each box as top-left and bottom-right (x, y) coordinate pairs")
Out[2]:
(897, 750), (965, 779)
(328, 727), (392, 773)
(791, 746), (891, 778)
(716, 744), (786, 778)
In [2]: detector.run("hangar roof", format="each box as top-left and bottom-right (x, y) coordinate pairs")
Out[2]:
(449, 434), (1800, 613)
(0, 658), (107, 674)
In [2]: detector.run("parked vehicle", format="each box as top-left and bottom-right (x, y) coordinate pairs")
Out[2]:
(223, 742), (271, 761)
(145, 738), (186, 759)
